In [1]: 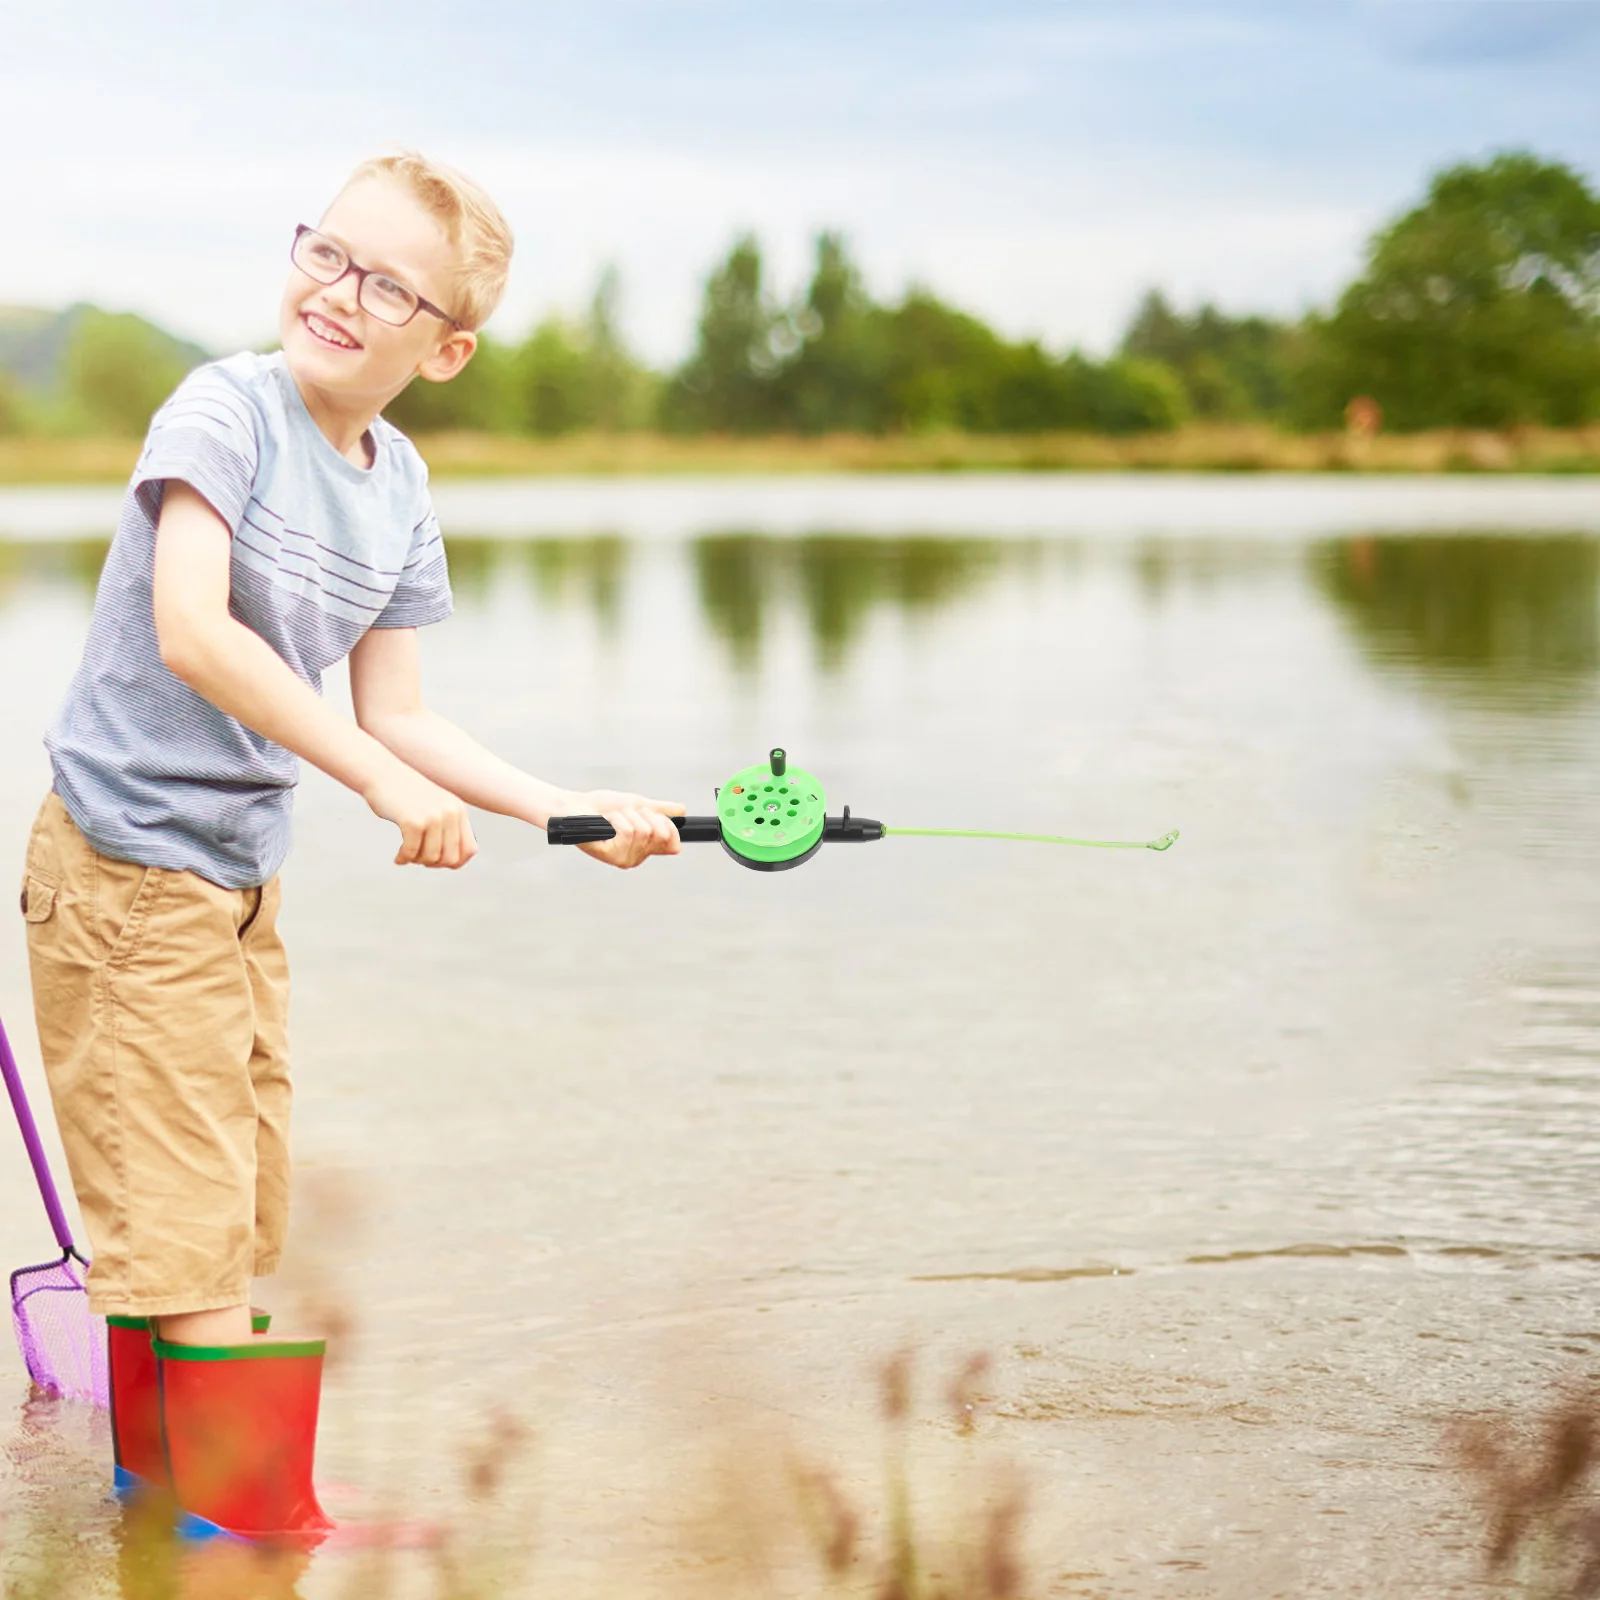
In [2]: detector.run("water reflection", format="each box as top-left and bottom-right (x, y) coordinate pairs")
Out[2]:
(0, 535), (635, 635)
(524, 537), (626, 633)
(6, 511), (1600, 1600)
(0, 539), (111, 604)
(6, 532), (1599, 700)
(435, 536), (628, 634)
(1124, 538), (1298, 602)
(695, 534), (1001, 671)
(1316, 535), (1600, 690)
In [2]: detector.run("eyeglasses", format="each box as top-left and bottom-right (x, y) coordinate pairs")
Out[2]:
(290, 224), (462, 330)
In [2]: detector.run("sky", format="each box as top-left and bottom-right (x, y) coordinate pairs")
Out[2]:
(4, 0), (1598, 364)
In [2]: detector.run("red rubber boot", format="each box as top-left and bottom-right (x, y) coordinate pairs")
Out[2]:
(110, 1312), (270, 1495)
(109, 1316), (163, 1495)
(155, 1334), (335, 1547)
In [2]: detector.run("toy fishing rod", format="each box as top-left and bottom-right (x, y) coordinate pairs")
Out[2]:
(548, 749), (1178, 873)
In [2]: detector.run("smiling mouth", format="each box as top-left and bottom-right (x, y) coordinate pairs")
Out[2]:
(303, 311), (362, 351)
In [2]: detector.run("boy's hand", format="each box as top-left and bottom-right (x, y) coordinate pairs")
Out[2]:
(565, 790), (685, 869)
(363, 764), (478, 868)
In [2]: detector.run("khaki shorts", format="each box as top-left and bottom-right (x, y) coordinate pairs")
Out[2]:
(20, 793), (291, 1317)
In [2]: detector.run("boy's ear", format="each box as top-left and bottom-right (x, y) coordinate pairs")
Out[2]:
(416, 328), (477, 385)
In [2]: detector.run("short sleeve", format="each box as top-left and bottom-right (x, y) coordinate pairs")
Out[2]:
(132, 364), (261, 534)
(372, 501), (453, 629)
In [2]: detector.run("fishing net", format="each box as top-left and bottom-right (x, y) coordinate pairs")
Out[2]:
(11, 1252), (106, 1406)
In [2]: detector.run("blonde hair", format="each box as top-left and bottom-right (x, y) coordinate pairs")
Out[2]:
(342, 149), (514, 331)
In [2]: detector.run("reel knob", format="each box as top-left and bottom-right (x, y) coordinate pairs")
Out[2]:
(717, 749), (826, 871)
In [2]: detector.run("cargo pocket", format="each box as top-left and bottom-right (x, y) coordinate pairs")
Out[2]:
(20, 874), (57, 923)
(103, 867), (166, 967)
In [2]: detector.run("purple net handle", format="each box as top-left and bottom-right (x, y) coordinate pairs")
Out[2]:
(0, 1010), (76, 1255)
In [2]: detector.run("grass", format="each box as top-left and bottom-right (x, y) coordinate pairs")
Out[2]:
(9, 1350), (1600, 1596)
(2, 1345), (1026, 1600)
(3, 425), (1600, 485)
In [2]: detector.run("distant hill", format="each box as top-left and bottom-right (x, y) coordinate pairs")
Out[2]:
(0, 304), (210, 396)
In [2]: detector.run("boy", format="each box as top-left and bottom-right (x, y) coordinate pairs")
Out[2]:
(19, 151), (682, 1543)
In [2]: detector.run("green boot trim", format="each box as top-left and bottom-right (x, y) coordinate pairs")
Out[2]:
(110, 1310), (273, 1333)
(153, 1336), (325, 1362)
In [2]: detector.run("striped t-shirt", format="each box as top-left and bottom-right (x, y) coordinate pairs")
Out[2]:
(46, 351), (452, 889)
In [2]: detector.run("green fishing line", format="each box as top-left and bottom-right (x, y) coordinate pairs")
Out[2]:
(886, 826), (1180, 852)
(547, 748), (1179, 868)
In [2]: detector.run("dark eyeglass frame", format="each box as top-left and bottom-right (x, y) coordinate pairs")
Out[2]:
(290, 224), (463, 331)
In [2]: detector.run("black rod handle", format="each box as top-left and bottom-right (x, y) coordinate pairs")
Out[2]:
(547, 814), (723, 846)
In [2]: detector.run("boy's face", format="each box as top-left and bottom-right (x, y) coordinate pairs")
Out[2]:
(278, 174), (476, 412)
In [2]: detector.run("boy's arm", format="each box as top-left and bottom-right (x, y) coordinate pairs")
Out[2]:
(347, 624), (683, 869)
(152, 482), (475, 869)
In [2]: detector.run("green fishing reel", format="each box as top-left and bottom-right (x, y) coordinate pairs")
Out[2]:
(712, 748), (831, 870)
(547, 748), (1177, 871)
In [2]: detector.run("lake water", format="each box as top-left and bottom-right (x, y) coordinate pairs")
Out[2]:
(1, 475), (1598, 1597)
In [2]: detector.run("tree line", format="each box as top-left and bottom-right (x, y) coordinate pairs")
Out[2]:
(4, 150), (1598, 440)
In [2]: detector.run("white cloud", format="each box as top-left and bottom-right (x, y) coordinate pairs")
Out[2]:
(1, 2), (1593, 366)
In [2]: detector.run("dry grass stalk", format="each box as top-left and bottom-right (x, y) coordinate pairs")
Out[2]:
(430, 1405), (536, 1599)
(792, 1459), (863, 1578)
(7, 1343), (1024, 1599)
(5, 424), (1600, 484)
(274, 1169), (368, 1364)
(1455, 1383), (1600, 1598)
(946, 1354), (994, 1440)
(788, 1347), (1030, 1600)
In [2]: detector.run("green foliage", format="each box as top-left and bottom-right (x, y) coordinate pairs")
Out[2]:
(1297, 151), (1600, 429)
(4, 149), (1598, 442)
(1122, 291), (1298, 419)
(385, 269), (657, 438)
(383, 335), (521, 434)
(0, 303), (208, 419)
(1053, 353), (1190, 434)
(780, 232), (890, 433)
(61, 309), (197, 435)
(0, 367), (26, 435)
(508, 270), (660, 436)
(667, 234), (1187, 436)
(865, 281), (1187, 434)
(515, 320), (591, 435)
(582, 267), (659, 431)
(877, 291), (1019, 431)
(661, 235), (792, 433)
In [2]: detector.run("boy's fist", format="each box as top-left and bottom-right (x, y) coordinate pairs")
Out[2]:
(566, 790), (685, 869)
(363, 765), (478, 868)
